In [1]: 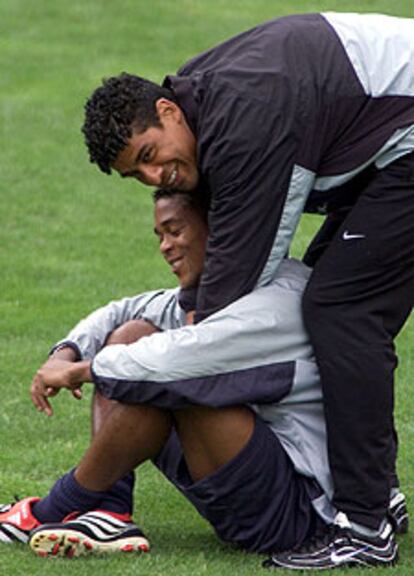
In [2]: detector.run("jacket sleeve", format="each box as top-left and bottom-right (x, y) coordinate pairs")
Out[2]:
(194, 73), (315, 321)
(91, 262), (313, 409)
(51, 289), (184, 360)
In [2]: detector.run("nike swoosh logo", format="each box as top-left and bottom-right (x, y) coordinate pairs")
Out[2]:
(342, 230), (365, 240)
(331, 546), (369, 564)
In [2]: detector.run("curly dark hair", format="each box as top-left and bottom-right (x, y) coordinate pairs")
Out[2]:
(153, 188), (209, 223)
(82, 73), (176, 175)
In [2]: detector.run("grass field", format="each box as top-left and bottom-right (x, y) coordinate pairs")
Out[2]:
(1, 1), (413, 574)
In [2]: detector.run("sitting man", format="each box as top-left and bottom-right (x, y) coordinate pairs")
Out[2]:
(0, 190), (407, 565)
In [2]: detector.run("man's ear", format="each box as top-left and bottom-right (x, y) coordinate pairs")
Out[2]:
(155, 98), (182, 123)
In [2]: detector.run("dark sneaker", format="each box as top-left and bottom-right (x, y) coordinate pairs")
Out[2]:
(0, 497), (41, 543)
(388, 492), (409, 534)
(29, 510), (150, 558)
(263, 515), (398, 570)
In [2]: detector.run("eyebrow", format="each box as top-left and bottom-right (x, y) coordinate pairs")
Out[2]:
(153, 217), (184, 235)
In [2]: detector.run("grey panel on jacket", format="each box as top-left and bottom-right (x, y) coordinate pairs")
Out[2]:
(256, 359), (336, 523)
(322, 13), (414, 97)
(92, 260), (313, 385)
(52, 288), (185, 360)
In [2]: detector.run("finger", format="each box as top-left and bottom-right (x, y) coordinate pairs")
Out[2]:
(72, 388), (83, 400)
(31, 387), (53, 417)
(42, 400), (53, 417)
(31, 376), (54, 417)
(31, 377), (46, 411)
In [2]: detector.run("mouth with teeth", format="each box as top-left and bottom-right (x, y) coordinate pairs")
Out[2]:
(168, 256), (183, 274)
(166, 166), (178, 188)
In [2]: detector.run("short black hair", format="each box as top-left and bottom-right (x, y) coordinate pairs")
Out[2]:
(153, 189), (209, 223)
(82, 73), (176, 175)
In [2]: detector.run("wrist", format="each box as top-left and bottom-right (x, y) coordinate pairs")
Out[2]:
(69, 361), (92, 386)
(50, 341), (81, 361)
(51, 346), (78, 362)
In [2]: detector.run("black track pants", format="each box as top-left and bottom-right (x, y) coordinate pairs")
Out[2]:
(303, 152), (414, 529)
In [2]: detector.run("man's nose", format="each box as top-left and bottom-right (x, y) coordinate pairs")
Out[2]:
(139, 164), (163, 186)
(160, 235), (173, 254)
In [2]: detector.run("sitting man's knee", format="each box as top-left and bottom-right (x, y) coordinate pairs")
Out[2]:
(106, 319), (159, 346)
(92, 320), (158, 434)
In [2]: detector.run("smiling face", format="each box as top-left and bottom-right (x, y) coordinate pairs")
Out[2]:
(112, 98), (199, 191)
(154, 195), (208, 289)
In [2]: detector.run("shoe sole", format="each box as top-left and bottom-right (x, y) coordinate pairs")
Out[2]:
(264, 557), (399, 571)
(29, 527), (150, 558)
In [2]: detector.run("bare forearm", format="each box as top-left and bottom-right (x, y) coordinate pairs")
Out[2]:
(54, 359), (92, 387)
(70, 360), (92, 384)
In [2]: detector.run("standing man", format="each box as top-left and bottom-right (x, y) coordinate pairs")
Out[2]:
(81, 12), (414, 569)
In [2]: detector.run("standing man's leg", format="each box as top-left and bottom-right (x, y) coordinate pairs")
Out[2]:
(303, 156), (414, 530)
(266, 153), (414, 570)
(303, 183), (408, 535)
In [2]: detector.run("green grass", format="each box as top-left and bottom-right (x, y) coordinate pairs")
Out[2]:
(0, 0), (413, 574)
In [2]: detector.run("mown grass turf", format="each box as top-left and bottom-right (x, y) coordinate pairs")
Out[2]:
(1, 1), (413, 574)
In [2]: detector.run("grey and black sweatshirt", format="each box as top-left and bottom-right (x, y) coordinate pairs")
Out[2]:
(163, 12), (414, 320)
(53, 259), (335, 523)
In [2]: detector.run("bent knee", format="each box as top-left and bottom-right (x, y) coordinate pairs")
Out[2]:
(106, 319), (159, 346)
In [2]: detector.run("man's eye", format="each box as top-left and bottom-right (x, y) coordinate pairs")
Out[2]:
(142, 149), (152, 163)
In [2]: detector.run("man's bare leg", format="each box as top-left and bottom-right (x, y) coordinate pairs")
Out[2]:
(174, 405), (255, 482)
(76, 403), (173, 490)
(75, 403), (254, 490)
(28, 398), (255, 558)
(91, 319), (159, 436)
